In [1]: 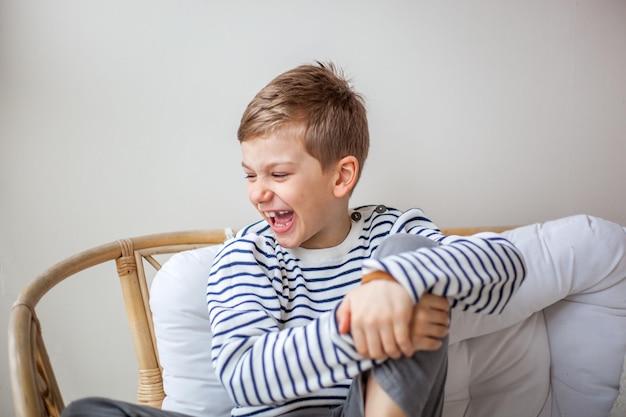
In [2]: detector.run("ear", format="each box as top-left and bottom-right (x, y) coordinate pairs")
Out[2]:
(333, 156), (359, 198)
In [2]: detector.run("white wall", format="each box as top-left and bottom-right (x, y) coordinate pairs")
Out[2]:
(1, 0), (625, 414)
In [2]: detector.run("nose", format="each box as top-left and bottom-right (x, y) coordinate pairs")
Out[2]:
(248, 179), (273, 206)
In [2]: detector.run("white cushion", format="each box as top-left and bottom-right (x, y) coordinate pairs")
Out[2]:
(445, 311), (551, 417)
(541, 221), (626, 417)
(446, 215), (626, 417)
(150, 245), (234, 417)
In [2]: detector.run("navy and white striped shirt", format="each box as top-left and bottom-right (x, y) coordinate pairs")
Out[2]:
(207, 205), (525, 416)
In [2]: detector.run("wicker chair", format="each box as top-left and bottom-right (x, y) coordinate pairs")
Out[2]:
(8, 226), (511, 417)
(8, 229), (230, 417)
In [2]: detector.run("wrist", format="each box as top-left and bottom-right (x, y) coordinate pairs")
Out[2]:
(361, 271), (396, 285)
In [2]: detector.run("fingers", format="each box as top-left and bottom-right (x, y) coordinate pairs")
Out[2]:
(420, 293), (451, 312)
(380, 320), (413, 359)
(352, 315), (405, 360)
(353, 305), (445, 358)
(336, 299), (351, 335)
(413, 303), (450, 328)
(339, 292), (380, 358)
(392, 320), (414, 357)
(365, 324), (390, 360)
(409, 294), (450, 351)
(350, 325), (370, 357)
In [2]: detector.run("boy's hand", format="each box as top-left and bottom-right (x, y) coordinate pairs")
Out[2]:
(409, 293), (450, 351)
(337, 279), (412, 359)
(336, 280), (449, 359)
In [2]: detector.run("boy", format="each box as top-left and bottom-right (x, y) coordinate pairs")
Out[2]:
(206, 62), (526, 417)
(61, 62), (525, 417)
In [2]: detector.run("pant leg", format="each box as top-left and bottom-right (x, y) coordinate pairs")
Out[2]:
(371, 339), (448, 417)
(371, 233), (449, 417)
(374, 233), (439, 257)
(61, 397), (195, 417)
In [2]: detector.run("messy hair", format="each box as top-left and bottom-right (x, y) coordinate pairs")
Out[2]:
(237, 62), (369, 180)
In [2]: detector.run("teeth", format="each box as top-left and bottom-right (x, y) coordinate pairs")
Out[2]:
(266, 211), (290, 217)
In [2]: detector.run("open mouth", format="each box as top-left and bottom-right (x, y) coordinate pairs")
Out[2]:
(266, 211), (294, 232)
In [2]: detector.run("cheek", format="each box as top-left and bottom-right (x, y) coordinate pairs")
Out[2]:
(295, 188), (308, 201)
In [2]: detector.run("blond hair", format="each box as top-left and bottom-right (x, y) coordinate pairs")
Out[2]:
(237, 62), (369, 181)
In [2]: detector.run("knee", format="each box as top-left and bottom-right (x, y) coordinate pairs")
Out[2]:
(375, 234), (438, 259)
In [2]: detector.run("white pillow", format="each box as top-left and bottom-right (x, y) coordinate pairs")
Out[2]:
(444, 311), (551, 417)
(150, 245), (234, 417)
(539, 220), (626, 417)
(448, 214), (626, 417)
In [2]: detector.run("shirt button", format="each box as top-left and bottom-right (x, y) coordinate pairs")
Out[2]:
(375, 205), (387, 213)
(351, 212), (362, 221)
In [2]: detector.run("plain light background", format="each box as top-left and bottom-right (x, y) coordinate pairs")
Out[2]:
(1, 0), (625, 415)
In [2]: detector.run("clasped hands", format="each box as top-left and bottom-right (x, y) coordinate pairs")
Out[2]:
(336, 272), (450, 360)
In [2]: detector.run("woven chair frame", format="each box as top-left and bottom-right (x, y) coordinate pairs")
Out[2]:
(8, 229), (229, 417)
(8, 226), (513, 417)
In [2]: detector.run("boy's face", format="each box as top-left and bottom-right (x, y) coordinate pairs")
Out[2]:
(241, 126), (350, 249)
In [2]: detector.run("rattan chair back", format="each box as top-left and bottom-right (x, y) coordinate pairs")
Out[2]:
(8, 229), (229, 417)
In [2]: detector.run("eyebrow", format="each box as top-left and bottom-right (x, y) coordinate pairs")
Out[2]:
(241, 161), (296, 170)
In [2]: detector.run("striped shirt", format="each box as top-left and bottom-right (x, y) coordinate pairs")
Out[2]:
(207, 205), (526, 416)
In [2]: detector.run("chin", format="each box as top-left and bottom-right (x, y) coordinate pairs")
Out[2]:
(274, 234), (301, 249)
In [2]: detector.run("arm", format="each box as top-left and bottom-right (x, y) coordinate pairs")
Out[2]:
(362, 225), (526, 314)
(336, 233), (523, 359)
(336, 208), (525, 358)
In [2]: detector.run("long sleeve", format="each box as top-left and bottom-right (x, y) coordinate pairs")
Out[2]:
(362, 211), (526, 314)
(207, 234), (375, 415)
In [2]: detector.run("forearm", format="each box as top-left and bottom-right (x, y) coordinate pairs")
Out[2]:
(209, 305), (375, 407)
(362, 233), (526, 314)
